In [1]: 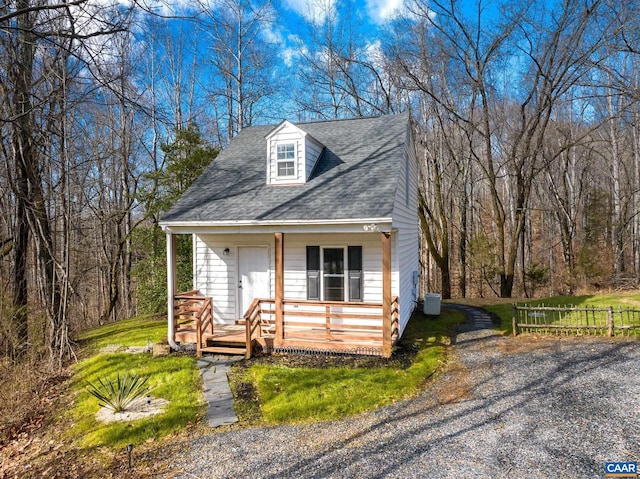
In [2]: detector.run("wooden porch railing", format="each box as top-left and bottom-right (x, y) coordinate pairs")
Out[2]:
(243, 298), (270, 358)
(391, 296), (399, 341)
(174, 290), (213, 356)
(243, 297), (400, 355)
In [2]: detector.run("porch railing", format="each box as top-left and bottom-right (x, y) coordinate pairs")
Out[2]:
(391, 296), (399, 341)
(243, 297), (400, 354)
(174, 290), (213, 356)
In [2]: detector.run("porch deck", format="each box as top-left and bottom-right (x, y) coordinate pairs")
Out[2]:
(172, 291), (399, 358)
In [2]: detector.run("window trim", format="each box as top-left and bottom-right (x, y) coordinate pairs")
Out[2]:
(306, 245), (363, 302)
(322, 247), (346, 302)
(275, 142), (296, 179)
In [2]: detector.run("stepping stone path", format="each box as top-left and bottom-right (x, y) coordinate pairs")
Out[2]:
(444, 303), (502, 343)
(196, 355), (243, 427)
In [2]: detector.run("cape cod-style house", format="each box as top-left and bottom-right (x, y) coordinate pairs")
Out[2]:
(160, 113), (419, 358)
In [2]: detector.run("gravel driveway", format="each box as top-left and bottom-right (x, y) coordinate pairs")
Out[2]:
(166, 310), (640, 479)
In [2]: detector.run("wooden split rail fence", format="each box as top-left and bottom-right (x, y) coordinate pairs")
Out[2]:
(512, 304), (640, 337)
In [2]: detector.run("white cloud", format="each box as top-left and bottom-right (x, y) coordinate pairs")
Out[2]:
(365, 0), (403, 24)
(282, 0), (338, 25)
(262, 25), (285, 44)
(365, 0), (405, 24)
(261, 27), (306, 67)
(282, 34), (307, 66)
(364, 39), (385, 69)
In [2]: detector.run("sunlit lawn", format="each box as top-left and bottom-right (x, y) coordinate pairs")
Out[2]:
(70, 316), (202, 449)
(232, 308), (466, 424)
(77, 315), (168, 354)
(451, 291), (640, 334)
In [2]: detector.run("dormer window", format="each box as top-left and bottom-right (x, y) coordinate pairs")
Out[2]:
(276, 143), (295, 177)
(266, 121), (324, 185)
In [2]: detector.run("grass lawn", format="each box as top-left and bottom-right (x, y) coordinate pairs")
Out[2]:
(70, 316), (203, 449)
(230, 308), (466, 424)
(450, 291), (640, 334)
(77, 314), (168, 354)
(69, 309), (464, 448)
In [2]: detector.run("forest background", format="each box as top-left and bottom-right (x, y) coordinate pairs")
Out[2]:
(2, 0), (640, 364)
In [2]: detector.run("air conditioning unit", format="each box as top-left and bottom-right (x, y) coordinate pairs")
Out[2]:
(423, 293), (441, 316)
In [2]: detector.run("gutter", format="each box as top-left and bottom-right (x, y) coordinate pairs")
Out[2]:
(166, 232), (181, 351)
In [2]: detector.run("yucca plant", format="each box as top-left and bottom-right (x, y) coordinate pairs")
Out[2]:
(85, 372), (151, 413)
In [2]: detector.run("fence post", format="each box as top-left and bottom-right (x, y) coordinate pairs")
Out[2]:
(512, 304), (517, 336)
(607, 306), (614, 337)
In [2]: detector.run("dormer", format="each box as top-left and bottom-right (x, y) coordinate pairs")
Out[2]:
(265, 120), (324, 185)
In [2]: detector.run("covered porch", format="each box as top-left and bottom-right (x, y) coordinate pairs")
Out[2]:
(166, 231), (399, 358)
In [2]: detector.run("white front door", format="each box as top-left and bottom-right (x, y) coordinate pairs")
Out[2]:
(237, 246), (270, 317)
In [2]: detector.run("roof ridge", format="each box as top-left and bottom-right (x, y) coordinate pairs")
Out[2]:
(253, 112), (407, 130)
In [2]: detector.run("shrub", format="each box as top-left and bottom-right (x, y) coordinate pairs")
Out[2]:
(85, 372), (150, 413)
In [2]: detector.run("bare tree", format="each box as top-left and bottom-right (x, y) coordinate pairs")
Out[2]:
(0, 0), (131, 363)
(393, 0), (609, 297)
(199, 0), (277, 140)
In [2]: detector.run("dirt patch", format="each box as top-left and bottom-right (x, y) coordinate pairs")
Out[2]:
(0, 368), (95, 479)
(617, 297), (640, 307)
(497, 334), (621, 355)
(242, 340), (419, 370)
(435, 360), (474, 405)
(95, 396), (169, 423)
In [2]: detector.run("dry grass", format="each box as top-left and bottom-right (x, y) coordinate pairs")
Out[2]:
(443, 297), (526, 307)
(434, 360), (474, 405)
(0, 360), (69, 445)
(0, 361), (80, 478)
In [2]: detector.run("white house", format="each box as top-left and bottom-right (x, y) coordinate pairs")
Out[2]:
(160, 113), (419, 358)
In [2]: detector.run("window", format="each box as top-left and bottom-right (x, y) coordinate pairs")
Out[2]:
(348, 246), (363, 302)
(276, 143), (295, 177)
(323, 248), (344, 301)
(306, 246), (363, 302)
(306, 246), (320, 300)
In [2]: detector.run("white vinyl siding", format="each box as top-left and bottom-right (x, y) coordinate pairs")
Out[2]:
(194, 234), (274, 323)
(283, 233), (388, 330)
(391, 124), (420, 336)
(193, 232), (389, 324)
(266, 121), (324, 184)
(304, 138), (323, 180)
(283, 233), (385, 302)
(267, 123), (304, 184)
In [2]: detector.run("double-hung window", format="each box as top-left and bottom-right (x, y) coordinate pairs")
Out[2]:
(276, 143), (295, 178)
(306, 246), (363, 302)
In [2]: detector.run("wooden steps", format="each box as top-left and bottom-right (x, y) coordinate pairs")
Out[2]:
(199, 345), (247, 355)
(175, 324), (250, 357)
(199, 335), (249, 357)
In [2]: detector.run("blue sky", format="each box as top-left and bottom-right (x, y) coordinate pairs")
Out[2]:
(266, 0), (396, 69)
(131, 0), (413, 128)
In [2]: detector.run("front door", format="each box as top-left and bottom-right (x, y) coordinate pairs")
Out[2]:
(238, 246), (270, 317)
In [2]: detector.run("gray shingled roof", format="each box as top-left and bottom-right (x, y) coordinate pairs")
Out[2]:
(161, 113), (409, 224)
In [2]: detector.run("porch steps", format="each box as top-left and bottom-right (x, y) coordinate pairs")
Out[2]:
(175, 324), (250, 357)
(202, 333), (248, 356)
(200, 345), (247, 355)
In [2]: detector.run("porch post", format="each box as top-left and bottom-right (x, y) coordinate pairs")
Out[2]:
(275, 232), (284, 346)
(382, 232), (392, 357)
(166, 232), (179, 350)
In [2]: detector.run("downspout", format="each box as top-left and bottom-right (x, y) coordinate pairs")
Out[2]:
(166, 231), (180, 350)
